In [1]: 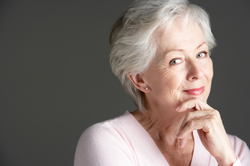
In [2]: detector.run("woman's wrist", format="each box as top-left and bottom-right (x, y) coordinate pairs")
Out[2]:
(215, 151), (237, 166)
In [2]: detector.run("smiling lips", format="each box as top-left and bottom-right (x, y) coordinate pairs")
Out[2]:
(183, 86), (205, 95)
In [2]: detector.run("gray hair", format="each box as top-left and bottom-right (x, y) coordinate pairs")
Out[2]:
(109, 0), (216, 112)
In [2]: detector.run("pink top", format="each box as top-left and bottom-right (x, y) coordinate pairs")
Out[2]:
(74, 111), (250, 166)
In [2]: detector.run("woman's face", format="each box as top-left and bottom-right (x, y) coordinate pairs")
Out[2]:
(142, 20), (213, 110)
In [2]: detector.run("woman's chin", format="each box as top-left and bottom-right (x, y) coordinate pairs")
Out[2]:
(181, 95), (208, 103)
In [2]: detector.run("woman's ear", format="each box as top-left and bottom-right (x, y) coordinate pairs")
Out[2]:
(127, 73), (150, 93)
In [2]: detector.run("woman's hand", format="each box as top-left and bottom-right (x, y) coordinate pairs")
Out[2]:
(176, 98), (237, 166)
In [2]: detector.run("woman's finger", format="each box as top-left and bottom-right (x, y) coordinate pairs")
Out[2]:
(178, 116), (206, 138)
(177, 115), (212, 148)
(177, 109), (221, 147)
(180, 109), (210, 129)
(176, 98), (213, 112)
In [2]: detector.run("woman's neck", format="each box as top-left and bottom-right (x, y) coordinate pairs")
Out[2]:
(131, 108), (192, 146)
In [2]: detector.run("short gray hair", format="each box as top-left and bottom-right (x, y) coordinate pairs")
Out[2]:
(109, 0), (216, 112)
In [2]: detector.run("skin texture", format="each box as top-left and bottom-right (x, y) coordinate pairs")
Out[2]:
(128, 20), (237, 166)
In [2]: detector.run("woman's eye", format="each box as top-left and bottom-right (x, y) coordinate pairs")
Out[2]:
(170, 58), (182, 65)
(197, 52), (207, 58)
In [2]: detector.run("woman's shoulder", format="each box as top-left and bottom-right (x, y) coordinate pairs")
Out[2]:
(79, 113), (127, 143)
(74, 111), (138, 166)
(80, 119), (122, 142)
(80, 111), (134, 140)
(75, 111), (140, 155)
(227, 134), (249, 150)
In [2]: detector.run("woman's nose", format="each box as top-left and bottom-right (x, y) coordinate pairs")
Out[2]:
(186, 61), (204, 81)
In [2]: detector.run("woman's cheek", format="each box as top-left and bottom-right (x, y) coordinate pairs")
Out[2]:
(204, 60), (213, 79)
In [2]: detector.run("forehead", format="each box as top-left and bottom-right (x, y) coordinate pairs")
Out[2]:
(155, 20), (206, 54)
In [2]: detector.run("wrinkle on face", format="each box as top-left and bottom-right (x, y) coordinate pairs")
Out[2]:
(137, 20), (213, 133)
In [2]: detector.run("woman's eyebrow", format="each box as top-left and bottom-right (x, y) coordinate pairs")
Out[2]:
(197, 42), (206, 49)
(164, 48), (184, 55)
(164, 42), (207, 56)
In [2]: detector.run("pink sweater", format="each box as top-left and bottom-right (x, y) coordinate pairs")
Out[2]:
(74, 111), (250, 166)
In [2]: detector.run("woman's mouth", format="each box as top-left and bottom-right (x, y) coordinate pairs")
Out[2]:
(183, 86), (205, 95)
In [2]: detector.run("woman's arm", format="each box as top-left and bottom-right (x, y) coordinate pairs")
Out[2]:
(176, 98), (250, 166)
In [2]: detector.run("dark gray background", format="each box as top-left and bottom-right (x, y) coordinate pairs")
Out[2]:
(0, 0), (249, 165)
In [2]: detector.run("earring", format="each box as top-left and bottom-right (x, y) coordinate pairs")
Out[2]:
(145, 87), (149, 91)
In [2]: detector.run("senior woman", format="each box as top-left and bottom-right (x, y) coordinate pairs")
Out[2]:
(74, 0), (250, 165)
